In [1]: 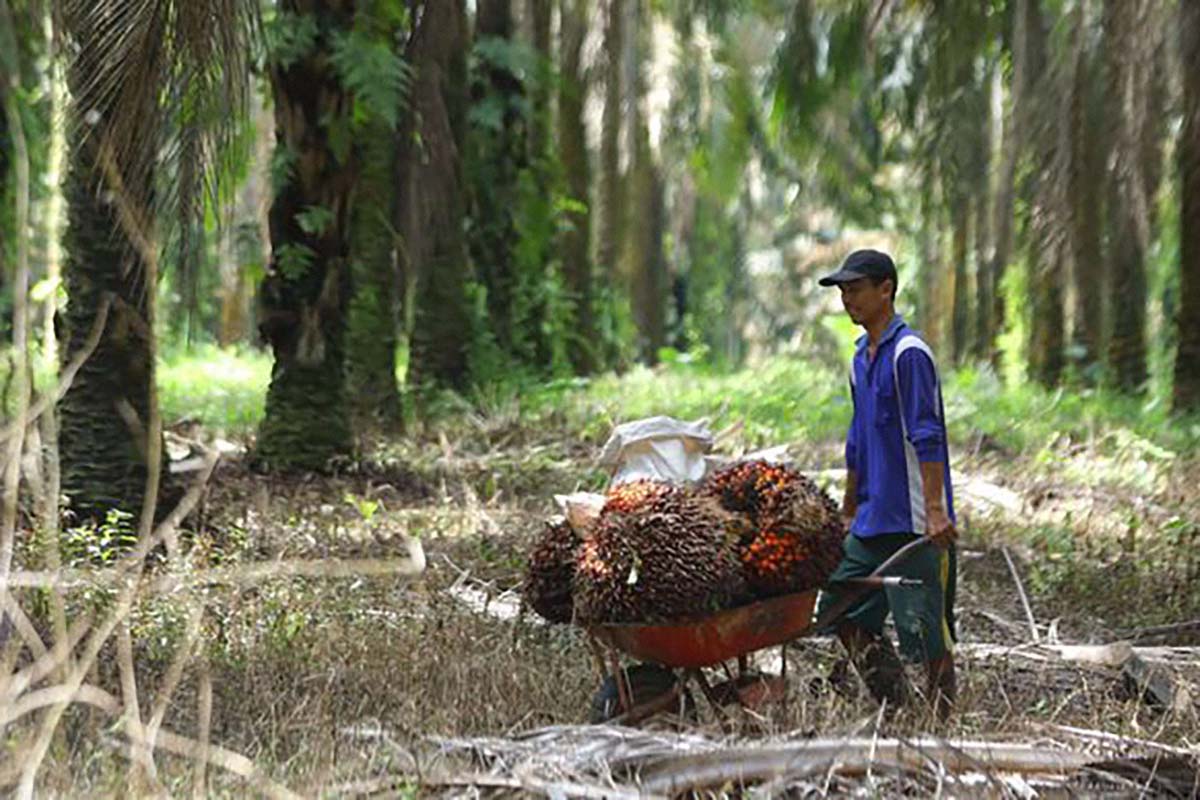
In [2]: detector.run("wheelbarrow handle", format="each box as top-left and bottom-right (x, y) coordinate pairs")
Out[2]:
(811, 536), (933, 632)
(832, 576), (925, 589)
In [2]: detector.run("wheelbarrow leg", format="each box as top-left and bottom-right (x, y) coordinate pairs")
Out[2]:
(586, 635), (609, 685)
(610, 683), (684, 726)
(689, 669), (736, 730)
(608, 649), (633, 713)
(780, 643), (789, 716)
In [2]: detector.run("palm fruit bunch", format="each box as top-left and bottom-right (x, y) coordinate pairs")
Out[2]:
(523, 519), (581, 623)
(701, 460), (843, 598)
(573, 483), (747, 624)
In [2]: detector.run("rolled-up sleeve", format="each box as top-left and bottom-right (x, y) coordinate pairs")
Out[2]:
(896, 349), (944, 462)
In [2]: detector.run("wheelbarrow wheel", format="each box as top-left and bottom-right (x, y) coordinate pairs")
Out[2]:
(589, 663), (697, 724)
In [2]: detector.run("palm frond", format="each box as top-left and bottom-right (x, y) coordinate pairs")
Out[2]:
(60, 0), (260, 284)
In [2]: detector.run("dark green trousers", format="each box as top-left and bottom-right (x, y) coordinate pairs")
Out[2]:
(816, 532), (957, 662)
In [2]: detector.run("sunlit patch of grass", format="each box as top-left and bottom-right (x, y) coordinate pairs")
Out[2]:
(158, 344), (271, 436)
(18, 339), (1197, 467)
(946, 365), (1200, 462)
(517, 357), (851, 458)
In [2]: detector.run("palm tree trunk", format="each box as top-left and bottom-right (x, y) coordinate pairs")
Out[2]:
(346, 119), (401, 425)
(40, 21), (66, 370)
(596, 0), (623, 283)
(918, 165), (946, 356)
(526, 0), (552, 162)
(344, 3), (405, 426)
(620, 0), (666, 364)
(625, 130), (667, 364)
(557, 0), (595, 374)
(985, 0), (1030, 371)
(1103, 0), (1148, 394)
(951, 200), (970, 365)
(1024, 0), (1066, 387)
(219, 93), (270, 348)
(1139, 7), (1167, 238)
(400, 0), (472, 390)
(58, 8), (158, 519)
(972, 65), (997, 364)
(0, 82), (9, 337)
(256, 0), (356, 470)
(469, 0), (525, 356)
(1175, 0), (1200, 412)
(1067, 4), (1105, 382)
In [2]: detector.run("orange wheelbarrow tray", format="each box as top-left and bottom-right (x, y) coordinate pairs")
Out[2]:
(586, 574), (921, 670)
(587, 590), (819, 670)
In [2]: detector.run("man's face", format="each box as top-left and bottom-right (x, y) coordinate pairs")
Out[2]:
(838, 277), (892, 326)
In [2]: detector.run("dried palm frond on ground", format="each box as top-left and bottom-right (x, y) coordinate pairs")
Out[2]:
(335, 723), (1200, 799)
(522, 519), (579, 623)
(703, 460), (844, 597)
(573, 486), (746, 624)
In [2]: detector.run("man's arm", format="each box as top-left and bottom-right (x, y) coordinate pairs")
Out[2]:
(843, 374), (858, 532)
(896, 348), (956, 547)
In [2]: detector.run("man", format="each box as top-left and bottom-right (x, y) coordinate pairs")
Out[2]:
(816, 248), (958, 720)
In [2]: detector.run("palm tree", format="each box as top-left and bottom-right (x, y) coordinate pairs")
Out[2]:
(467, 0), (525, 357)
(345, 1), (408, 427)
(622, 0), (667, 363)
(1176, 0), (1200, 413)
(255, 0), (358, 470)
(1024, 0), (1066, 387)
(58, 0), (254, 517)
(596, 0), (623, 289)
(1103, 0), (1149, 394)
(1067, 2), (1105, 382)
(557, 0), (596, 374)
(399, 0), (473, 390)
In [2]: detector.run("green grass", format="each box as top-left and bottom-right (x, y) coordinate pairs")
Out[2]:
(945, 364), (1200, 458)
(7, 341), (1199, 460)
(516, 357), (851, 451)
(157, 344), (271, 435)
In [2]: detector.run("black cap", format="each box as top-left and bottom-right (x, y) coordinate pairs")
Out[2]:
(818, 249), (897, 287)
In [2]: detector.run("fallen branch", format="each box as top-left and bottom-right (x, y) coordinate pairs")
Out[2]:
(634, 738), (1094, 795)
(194, 656), (213, 800)
(1121, 619), (1200, 645)
(1002, 546), (1039, 643)
(5, 554), (427, 594)
(1041, 723), (1199, 758)
(328, 771), (655, 800)
(957, 642), (1200, 666)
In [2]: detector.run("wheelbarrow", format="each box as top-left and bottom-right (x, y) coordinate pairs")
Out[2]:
(584, 538), (929, 724)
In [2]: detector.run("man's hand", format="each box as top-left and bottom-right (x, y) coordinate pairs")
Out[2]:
(925, 504), (956, 548)
(842, 470), (858, 534)
(918, 462), (955, 547)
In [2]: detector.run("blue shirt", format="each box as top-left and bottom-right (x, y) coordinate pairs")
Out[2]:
(845, 315), (955, 537)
